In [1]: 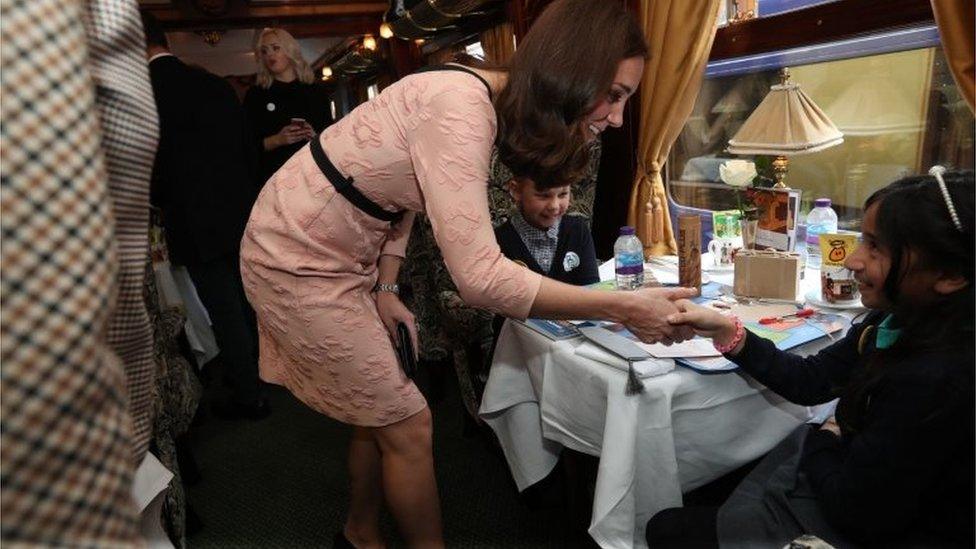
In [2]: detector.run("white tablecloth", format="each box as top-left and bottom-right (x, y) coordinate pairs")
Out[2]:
(479, 259), (854, 549)
(153, 261), (219, 367)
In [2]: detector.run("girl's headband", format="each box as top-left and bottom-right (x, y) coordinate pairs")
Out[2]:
(928, 165), (964, 232)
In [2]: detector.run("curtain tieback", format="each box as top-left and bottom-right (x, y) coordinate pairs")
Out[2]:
(638, 161), (662, 185)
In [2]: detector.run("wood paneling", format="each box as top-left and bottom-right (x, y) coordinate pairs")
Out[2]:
(711, 0), (934, 61)
(143, 0), (386, 36)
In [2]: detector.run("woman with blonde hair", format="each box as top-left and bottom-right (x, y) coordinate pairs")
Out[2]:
(244, 27), (332, 184)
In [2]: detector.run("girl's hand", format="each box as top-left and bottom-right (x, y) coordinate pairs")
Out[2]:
(820, 416), (841, 437)
(622, 287), (698, 345)
(375, 292), (418, 360)
(666, 299), (740, 348)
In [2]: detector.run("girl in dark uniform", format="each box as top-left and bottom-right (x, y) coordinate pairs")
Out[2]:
(655, 169), (974, 548)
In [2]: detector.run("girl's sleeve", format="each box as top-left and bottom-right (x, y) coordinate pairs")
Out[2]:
(407, 87), (542, 319)
(800, 365), (971, 541)
(730, 319), (870, 405)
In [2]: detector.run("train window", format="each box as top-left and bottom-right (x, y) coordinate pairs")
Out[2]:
(668, 43), (974, 229)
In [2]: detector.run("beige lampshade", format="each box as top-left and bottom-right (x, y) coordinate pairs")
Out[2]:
(727, 74), (844, 156)
(826, 77), (923, 136)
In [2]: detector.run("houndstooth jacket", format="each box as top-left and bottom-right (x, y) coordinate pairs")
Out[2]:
(0, 0), (154, 544)
(85, 0), (160, 464)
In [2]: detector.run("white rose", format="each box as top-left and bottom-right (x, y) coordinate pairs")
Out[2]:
(719, 159), (757, 188)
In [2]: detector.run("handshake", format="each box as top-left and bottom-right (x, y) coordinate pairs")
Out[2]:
(623, 287), (739, 351)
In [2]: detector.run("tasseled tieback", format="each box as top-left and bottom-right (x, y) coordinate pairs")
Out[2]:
(640, 162), (664, 245)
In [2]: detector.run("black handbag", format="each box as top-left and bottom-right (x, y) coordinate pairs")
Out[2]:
(395, 321), (417, 378)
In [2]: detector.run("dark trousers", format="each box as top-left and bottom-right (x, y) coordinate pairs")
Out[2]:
(185, 253), (261, 405)
(646, 506), (719, 549)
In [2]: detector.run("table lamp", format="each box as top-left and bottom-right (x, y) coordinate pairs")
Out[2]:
(726, 68), (844, 188)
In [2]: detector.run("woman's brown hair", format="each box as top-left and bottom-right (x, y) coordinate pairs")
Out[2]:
(494, 0), (648, 189)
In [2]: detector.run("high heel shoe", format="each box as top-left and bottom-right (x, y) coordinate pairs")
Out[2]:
(333, 530), (355, 549)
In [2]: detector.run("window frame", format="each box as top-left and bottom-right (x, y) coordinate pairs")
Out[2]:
(666, 0), (940, 241)
(710, 0), (934, 62)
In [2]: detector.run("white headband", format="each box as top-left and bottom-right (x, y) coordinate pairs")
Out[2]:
(928, 165), (964, 232)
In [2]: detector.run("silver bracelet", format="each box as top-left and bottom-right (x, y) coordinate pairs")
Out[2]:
(374, 283), (399, 294)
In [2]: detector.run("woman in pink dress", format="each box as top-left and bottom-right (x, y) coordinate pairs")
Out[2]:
(240, 0), (694, 545)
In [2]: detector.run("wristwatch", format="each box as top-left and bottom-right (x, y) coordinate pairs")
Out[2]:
(374, 283), (399, 295)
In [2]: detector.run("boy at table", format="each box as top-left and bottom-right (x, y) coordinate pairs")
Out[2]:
(495, 175), (600, 286)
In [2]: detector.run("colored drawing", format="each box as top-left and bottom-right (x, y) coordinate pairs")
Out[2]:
(745, 325), (792, 345)
(589, 280), (618, 291)
(675, 312), (846, 372)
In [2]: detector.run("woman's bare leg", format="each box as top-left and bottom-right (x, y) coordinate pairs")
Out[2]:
(345, 427), (385, 548)
(373, 407), (444, 548)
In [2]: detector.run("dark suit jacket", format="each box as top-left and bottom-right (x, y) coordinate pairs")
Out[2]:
(149, 54), (257, 266)
(494, 215), (600, 286)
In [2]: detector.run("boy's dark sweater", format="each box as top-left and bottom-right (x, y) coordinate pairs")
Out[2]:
(494, 215), (599, 286)
(730, 311), (974, 546)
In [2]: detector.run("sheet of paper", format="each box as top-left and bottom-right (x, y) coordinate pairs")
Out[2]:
(636, 338), (721, 358)
(729, 302), (798, 323)
(680, 355), (735, 371)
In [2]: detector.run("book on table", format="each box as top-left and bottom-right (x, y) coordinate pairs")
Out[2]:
(516, 318), (583, 340)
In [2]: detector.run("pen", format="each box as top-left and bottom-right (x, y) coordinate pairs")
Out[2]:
(758, 308), (815, 325)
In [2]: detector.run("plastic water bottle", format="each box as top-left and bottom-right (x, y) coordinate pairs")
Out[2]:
(805, 198), (839, 269)
(614, 226), (644, 290)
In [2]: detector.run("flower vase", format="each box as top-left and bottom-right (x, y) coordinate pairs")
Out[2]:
(740, 218), (758, 249)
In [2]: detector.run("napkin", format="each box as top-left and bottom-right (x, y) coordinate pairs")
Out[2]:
(575, 343), (675, 378)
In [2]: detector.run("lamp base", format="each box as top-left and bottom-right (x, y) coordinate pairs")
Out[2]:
(772, 155), (789, 189)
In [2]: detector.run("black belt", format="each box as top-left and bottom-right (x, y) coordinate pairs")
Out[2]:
(309, 135), (404, 224)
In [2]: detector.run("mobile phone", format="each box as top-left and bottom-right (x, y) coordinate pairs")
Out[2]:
(290, 117), (308, 126)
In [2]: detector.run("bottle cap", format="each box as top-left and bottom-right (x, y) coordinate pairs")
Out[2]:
(619, 226), (636, 235)
(814, 198), (832, 208)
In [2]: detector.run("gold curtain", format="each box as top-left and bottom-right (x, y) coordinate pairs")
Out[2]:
(480, 22), (516, 64)
(628, 0), (721, 255)
(931, 0), (975, 113)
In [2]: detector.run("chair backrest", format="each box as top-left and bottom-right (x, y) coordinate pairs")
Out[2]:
(667, 193), (715, 251)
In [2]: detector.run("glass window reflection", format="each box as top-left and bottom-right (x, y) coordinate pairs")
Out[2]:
(668, 47), (974, 229)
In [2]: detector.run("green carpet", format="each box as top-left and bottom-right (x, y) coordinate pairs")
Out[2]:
(185, 370), (582, 548)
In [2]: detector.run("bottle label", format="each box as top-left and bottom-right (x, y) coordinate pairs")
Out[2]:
(615, 251), (644, 275)
(806, 223), (835, 246)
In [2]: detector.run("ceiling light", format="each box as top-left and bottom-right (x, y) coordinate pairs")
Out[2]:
(379, 23), (393, 39)
(363, 35), (377, 51)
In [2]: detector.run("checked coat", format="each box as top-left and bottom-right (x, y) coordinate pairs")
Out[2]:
(1, 0), (156, 544)
(85, 0), (160, 464)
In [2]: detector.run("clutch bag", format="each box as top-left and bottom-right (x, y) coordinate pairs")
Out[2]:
(395, 321), (417, 378)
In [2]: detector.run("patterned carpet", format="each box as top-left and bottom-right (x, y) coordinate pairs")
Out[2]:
(185, 365), (590, 548)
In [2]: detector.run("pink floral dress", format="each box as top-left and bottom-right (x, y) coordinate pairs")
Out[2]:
(240, 70), (542, 426)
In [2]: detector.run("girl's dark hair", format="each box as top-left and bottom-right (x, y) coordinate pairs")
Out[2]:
(494, 0), (647, 189)
(837, 170), (975, 432)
